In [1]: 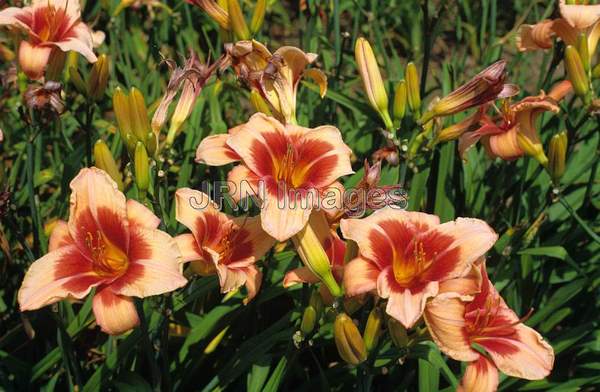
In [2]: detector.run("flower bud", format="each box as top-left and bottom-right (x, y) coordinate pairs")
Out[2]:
(250, 88), (272, 115)
(548, 131), (567, 182)
(393, 80), (407, 122)
(134, 142), (150, 198)
(227, 0), (250, 40)
(46, 50), (66, 82)
(565, 45), (590, 99)
(363, 307), (382, 352)
(436, 110), (482, 143)
(292, 222), (343, 298)
(146, 131), (158, 157)
(204, 326), (230, 354)
(333, 313), (367, 365)
(516, 131), (548, 167)
(191, 0), (230, 30)
(113, 87), (134, 142)
(250, 0), (266, 35)
(300, 306), (317, 335)
(69, 66), (88, 95)
(129, 87), (151, 142)
(387, 318), (408, 348)
(94, 140), (124, 191)
(309, 289), (324, 318)
(406, 62), (421, 116)
(88, 54), (109, 101)
(355, 37), (393, 130)
(577, 33), (590, 72)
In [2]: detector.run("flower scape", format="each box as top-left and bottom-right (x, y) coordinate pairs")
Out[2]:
(0, 0), (598, 391)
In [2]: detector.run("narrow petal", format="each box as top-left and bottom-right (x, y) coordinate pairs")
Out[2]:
(384, 281), (439, 329)
(92, 287), (139, 335)
(304, 68), (328, 97)
(283, 266), (319, 287)
(18, 245), (104, 311)
(48, 220), (72, 252)
(343, 257), (380, 296)
(109, 227), (186, 298)
(174, 234), (203, 262)
(243, 266), (262, 304)
(479, 323), (554, 381)
(230, 215), (275, 263)
(457, 357), (499, 392)
(127, 199), (160, 229)
(52, 23), (97, 62)
(420, 217), (497, 282)
(423, 296), (480, 362)
(195, 133), (241, 165)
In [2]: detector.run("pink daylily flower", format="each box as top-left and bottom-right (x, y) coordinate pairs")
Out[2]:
(174, 188), (275, 303)
(18, 168), (187, 335)
(340, 207), (497, 329)
(424, 262), (554, 392)
(0, 0), (97, 79)
(195, 113), (353, 242)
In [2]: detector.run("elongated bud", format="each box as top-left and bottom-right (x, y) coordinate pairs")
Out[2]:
(134, 142), (150, 199)
(292, 222), (342, 297)
(421, 60), (509, 123)
(309, 289), (324, 318)
(565, 45), (589, 99)
(146, 131), (158, 157)
(89, 54), (109, 101)
(166, 80), (197, 147)
(406, 62), (421, 116)
(130, 87), (151, 142)
(393, 80), (407, 122)
(355, 37), (393, 130)
(46, 50), (66, 82)
(516, 131), (548, 167)
(113, 87), (134, 143)
(333, 313), (367, 365)
(94, 140), (124, 191)
(250, 0), (266, 35)
(227, 0), (250, 40)
(387, 318), (408, 348)
(124, 134), (138, 157)
(69, 66), (87, 95)
(250, 88), (272, 115)
(576, 33), (590, 73)
(204, 326), (229, 354)
(363, 308), (382, 352)
(548, 131), (567, 182)
(192, 0), (230, 30)
(300, 306), (317, 335)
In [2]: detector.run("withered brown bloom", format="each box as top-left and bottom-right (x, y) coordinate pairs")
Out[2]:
(24, 81), (65, 115)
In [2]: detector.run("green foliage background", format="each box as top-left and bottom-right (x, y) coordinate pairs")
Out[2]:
(0, 0), (599, 390)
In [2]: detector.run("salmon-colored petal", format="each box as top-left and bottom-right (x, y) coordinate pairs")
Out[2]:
(343, 257), (380, 296)
(340, 208), (439, 269)
(486, 126), (523, 160)
(215, 264), (246, 294)
(382, 280), (439, 329)
(283, 266), (319, 287)
(92, 287), (139, 335)
(479, 323), (554, 381)
(52, 23), (97, 62)
(243, 266), (262, 304)
(588, 22), (600, 55)
(174, 187), (219, 232)
(437, 260), (483, 299)
(516, 21), (554, 51)
(551, 18), (578, 46)
(68, 167), (129, 259)
(18, 41), (52, 80)
(33, 0), (81, 17)
(420, 217), (497, 282)
(48, 220), (72, 251)
(423, 295), (480, 362)
(126, 200), (160, 229)
(559, 0), (600, 29)
(195, 134), (241, 165)
(230, 215), (275, 263)
(320, 181), (345, 218)
(18, 245), (104, 311)
(109, 227), (186, 297)
(260, 192), (312, 241)
(227, 164), (260, 203)
(174, 233), (203, 263)
(0, 7), (33, 32)
(457, 357), (499, 392)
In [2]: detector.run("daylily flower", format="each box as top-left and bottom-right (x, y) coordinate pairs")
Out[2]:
(174, 188), (275, 303)
(283, 211), (346, 304)
(222, 40), (327, 124)
(341, 207), (497, 328)
(18, 168), (187, 335)
(458, 88), (562, 161)
(195, 113), (353, 242)
(518, 0), (600, 54)
(424, 262), (554, 391)
(0, 0), (97, 79)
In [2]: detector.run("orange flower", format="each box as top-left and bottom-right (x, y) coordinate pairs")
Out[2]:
(458, 91), (561, 161)
(341, 208), (497, 328)
(424, 262), (554, 391)
(195, 113), (353, 241)
(18, 168), (187, 335)
(0, 0), (97, 79)
(174, 188), (275, 303)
